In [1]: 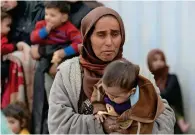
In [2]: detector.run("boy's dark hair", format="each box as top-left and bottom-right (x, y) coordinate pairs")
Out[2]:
(1, 11), (11, 21)
(44, 1), (70, 14)
(2, 101), (29, 128)
(102, 60), (140, 90)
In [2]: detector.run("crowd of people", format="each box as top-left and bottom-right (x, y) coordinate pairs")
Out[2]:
(1, 1), (190, 134)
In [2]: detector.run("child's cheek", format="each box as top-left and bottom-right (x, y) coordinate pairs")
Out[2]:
(12, 125), (20, 134)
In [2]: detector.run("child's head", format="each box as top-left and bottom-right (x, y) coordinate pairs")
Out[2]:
(2, 102), (29, 134)
(1, 11), (12, 36)
(102, 60), (140, 104)
(44, 1), (70, 28)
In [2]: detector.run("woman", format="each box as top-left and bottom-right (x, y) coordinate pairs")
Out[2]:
(48, 7), (175, 134)
(147, 49), (190, 133)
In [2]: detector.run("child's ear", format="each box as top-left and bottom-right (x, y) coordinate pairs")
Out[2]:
(61, 14), (68, 23)
(129, 88), (136, 96)
(21, 118), (26, 128)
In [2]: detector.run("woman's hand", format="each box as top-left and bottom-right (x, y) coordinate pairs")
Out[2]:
(49, 63), (58, 78)
(30, 45), (41, 60)
(16, 42), (31, 61)
(94, 114), (107, 123)
(51, 49), (65, 64)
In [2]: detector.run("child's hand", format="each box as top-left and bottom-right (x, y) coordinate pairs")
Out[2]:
(46, 22), (54, 33)
(94, 114), (107, 123)
(51, 49), (65, 64)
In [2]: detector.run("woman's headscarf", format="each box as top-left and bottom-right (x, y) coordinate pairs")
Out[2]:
(79, 7), (125, 99)
(147, 49), (169, 91)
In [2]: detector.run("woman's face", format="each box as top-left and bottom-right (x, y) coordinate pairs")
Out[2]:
(152, 53), (165, 71)
(90, 15), (122, 62)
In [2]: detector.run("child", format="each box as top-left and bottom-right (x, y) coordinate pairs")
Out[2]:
(30, 1), (82, 62)
(91, 60), (165, 134)
(2, 102), (30, 134)
(1, 12), (24, 82)
(1, 12), (15, 56)
(0, 111), (13, 134)
(1, 11), (14, 83)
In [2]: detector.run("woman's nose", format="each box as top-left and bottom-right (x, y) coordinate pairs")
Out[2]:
(105, 36), (112, 46)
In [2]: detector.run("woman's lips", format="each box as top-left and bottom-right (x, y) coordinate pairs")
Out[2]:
(102, 51), (115, 54)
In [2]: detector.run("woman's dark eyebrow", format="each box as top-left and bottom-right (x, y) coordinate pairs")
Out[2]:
(111, 29), (120, 33)
(96, 30), (106, 33)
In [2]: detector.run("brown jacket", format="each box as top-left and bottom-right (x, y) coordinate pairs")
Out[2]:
(91, 75), (165, 134)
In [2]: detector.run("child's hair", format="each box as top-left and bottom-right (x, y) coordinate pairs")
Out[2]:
(44, 1), (70, 14)
(2, 101), (30, 128)
(102, 60), (140, 90)
(1, 11), (11, 21)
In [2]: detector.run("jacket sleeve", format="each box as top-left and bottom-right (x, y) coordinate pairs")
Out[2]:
(139, 67), (175, 133)
(63, 24), (82, 57)
(91, 81), (107, 114)
(139, 67), (160, 94)
(30, 21), (48, 44)
(152, 99), (176, 134)
(1, 37), (15, 55)
(48, 69), (105, 134)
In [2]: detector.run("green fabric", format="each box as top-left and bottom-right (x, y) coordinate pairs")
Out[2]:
(0, 111), (13, 134)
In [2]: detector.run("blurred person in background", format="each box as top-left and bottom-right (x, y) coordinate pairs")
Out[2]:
(1, 0), (42, 112)
(2, 102), (30, 134)
(1, 11), (28, 90)
(30, 1), (82, 78)
(147, 49), (190, 133)
(1, 0), (44, 45)
(0, 10), (32, 110)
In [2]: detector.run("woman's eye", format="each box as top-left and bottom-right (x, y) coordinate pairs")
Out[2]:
(97, 33), (105, 37)
(112, 32), (119, 37)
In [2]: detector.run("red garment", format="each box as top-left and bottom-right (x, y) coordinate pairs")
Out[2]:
(1, 55), (25, 109)
(30, 20), (82, 52)
(1, 36), (15, 55)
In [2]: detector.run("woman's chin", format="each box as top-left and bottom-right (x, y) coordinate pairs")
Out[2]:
(100, 55), (116, 62)
(101, 58), (114, 62)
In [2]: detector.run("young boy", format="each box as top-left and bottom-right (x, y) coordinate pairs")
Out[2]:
(2, 102), (30, 134)
(30, 1), (82, 60)
(91, 60), (165, 134)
